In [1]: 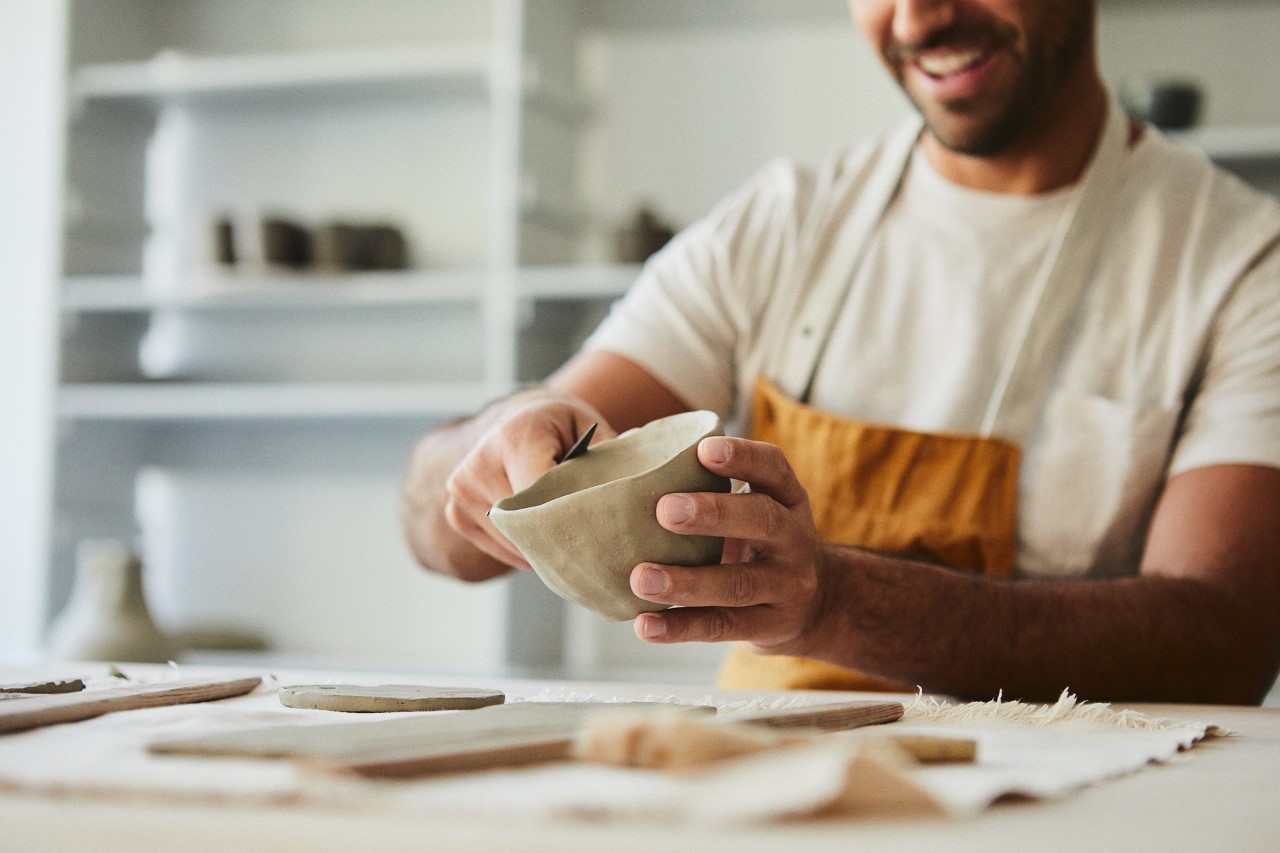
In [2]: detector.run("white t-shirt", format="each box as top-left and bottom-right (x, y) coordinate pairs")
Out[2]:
(585, 123), (1280, 579)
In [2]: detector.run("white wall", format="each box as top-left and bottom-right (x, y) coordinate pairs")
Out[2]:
(0, 0), (68, 660)
(582, 0), (1280, 250)
(579, 12), (908, 257)
(1099, 0), (1280, 126)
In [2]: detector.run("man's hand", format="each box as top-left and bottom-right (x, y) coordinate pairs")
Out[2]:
(629, 435), (835, 655)
(627, 434), (1280, 705)
(402, 350), (691, 583)
(442, 390), (615, 570)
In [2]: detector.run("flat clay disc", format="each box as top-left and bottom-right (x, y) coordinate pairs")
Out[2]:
(278, 684), (506, 713)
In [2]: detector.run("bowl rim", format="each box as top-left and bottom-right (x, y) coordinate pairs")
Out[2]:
(490, 409), (722, 516)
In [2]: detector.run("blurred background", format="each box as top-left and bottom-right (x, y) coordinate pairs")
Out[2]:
(3, 0), (1279, 688)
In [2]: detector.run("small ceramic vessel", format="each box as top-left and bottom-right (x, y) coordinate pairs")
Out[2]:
(490, 410), (730, 620)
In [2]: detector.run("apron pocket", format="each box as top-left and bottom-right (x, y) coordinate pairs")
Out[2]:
(1020, 392), (1180, 578)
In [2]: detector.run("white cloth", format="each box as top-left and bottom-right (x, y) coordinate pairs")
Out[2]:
(585, 122), (1280, 579)
(0, 671), (1223, 825)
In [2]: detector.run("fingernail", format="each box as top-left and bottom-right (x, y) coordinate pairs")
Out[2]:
(703, 437), (730, 464)
(639, 615), (667, 639)
(663, 496), (693, 524)
(635, 566), (669, 596)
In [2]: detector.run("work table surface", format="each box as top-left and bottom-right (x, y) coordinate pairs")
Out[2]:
(1, 661), (1277, 852)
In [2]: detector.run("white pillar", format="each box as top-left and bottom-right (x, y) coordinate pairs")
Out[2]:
(0, 0), (69, 660)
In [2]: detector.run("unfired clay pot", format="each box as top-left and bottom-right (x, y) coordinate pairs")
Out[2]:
(46, 539), (177, 663)
(490, 410), (730, 621)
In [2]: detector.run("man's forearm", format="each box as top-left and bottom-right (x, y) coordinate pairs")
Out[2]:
(815, 547), (1279, 704)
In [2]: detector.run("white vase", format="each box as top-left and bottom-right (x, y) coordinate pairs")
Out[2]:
(47, 539), (177, 663)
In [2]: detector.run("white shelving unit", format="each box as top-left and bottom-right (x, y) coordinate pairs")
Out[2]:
(51, 0), (624, 677)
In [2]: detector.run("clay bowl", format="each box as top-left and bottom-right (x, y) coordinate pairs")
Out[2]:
(489, 410), (731, 621)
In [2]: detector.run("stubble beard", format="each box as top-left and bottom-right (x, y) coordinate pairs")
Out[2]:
(888, 3), (1095, 157)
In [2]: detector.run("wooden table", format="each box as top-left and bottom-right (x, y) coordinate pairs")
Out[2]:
(2, 662), (1277, 852)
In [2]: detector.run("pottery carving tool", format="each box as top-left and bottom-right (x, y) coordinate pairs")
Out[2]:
(0, 676), (262, 734)
(555, 422), (597, 464)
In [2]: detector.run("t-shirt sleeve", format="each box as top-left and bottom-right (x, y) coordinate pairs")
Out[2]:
(1170, 237), (1280, 475)
(582, 159), (808, 420)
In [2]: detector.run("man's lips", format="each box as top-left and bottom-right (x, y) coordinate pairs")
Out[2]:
(915, 46), (988, 77)
(903, 45), (1001, 102)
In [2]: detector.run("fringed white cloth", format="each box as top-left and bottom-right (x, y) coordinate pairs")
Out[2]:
(0, 669), (1226, 825)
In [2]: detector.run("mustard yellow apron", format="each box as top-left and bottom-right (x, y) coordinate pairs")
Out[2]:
(717, 97), (1131, 691)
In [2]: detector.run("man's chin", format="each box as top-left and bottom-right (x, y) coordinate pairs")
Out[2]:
(915, 102), (1025, 158)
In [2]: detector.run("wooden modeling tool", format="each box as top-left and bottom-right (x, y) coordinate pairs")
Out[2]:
(0, 677), (262, 734)
(725, 699), (905, 731)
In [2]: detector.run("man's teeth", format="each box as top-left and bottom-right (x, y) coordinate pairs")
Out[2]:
(917, 49), (986, 77)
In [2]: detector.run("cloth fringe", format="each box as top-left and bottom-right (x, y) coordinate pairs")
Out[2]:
(904, 688), (1229, 736)
(513, 687), (813, 715)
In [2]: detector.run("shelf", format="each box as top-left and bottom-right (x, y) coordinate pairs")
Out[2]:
(1170, 125), (1280, 162)
(518, 263), (639, 299)
(72, 45), (493, 105)
(62, 269), (489, 312)
(58, 381), (493, 422)
(580, 0), (847, 29)
(61, 265), (637, 313)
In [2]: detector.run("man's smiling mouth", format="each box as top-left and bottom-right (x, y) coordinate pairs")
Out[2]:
(915, 47), (990, 78)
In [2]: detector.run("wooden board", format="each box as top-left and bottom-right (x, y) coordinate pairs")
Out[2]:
(151, 699), (903, 779)
(278, 684), (505, 713)
(0, 677), (262, 734)
(728, 700), (904, 731)
(153, 701), (718, 776)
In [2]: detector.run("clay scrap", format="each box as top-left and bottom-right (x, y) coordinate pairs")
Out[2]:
(0, 678), (86, 698)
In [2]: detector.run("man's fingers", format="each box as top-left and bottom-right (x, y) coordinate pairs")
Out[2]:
(657, 491), (793, 550)
(630, 561), (788, 609)
(634, 605), (774, 644)
(444, 494), (529, 569)
(697, 436), (808, 509)
(492, 430), (559, 493)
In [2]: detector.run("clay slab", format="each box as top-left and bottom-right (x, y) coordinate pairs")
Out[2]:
(278, 684), (505, 713)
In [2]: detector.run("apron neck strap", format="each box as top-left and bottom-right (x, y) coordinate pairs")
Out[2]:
(981, 94), (1131, 438)
(771, 115), (922, 402)
(772, 94), (1131, 441)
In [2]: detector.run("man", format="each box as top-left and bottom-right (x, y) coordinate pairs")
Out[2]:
(402, 0), (1280, 703)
